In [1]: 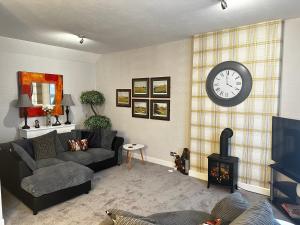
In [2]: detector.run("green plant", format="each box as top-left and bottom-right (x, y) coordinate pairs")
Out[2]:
(80, 90), (105, 116)
(80, 90), (111, 129)
(84, 115), (111, 129)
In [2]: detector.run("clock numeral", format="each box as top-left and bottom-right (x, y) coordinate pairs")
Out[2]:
(226, 70), (229, 75)
(220, 91), (224, 96)
(225, 93), (228, 98)
(231, 91), (235, 95)
(220, 73), (224, 77)
(235, 77), (240, 80)
(214, 83), (219, 86)
(216, 88), (220, 92)
(236, 82), (241, 85)
(235, 88), (240, 91)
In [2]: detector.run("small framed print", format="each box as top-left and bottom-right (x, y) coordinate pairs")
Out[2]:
(116, 89), (131, 107)
(151, 77), (171, 98)
(132, 99), (149, 119)
(150, 100), (170, 121)
(132, 78), (149, 98)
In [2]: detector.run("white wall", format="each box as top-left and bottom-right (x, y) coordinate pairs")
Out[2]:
(280, 18), (300, 119)
(96, 39), (192, 164)
(0, 36), (100, 142)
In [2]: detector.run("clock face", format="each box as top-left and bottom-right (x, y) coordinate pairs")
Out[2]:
(213, 69), (243, 99)
(206, 61), (252, 107)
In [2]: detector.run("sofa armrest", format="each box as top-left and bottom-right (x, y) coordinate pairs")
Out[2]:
(112, 136), (124, 165)
(0, 146), (32, 189)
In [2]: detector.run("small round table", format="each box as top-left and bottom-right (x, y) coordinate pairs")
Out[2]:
(123, 144), (145, 169)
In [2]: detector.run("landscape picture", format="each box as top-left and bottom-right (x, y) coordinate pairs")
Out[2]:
(116, 89), (131, 107)
(152, 102), (167, 117)
(132, 99), (149, 118)
(151, 77), (171, 98)
(150, 100), (170, 121)
(132, 78), (149, 97)
(153, 80), (167, 94)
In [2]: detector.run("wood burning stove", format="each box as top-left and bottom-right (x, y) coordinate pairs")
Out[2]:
(207, 153), (238, 193)
(207, 128), (239, 193)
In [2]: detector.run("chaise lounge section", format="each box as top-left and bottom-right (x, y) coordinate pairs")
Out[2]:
(0, 129), (124, 215)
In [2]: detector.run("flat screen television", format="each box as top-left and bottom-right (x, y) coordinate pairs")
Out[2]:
(272, 116), (300, 174)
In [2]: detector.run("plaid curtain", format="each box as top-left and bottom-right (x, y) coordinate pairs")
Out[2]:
(190, 20), (282, 188)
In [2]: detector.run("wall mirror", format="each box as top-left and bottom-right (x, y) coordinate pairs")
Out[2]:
(31, 82), (56, 106)
(18, 71), (63, 117)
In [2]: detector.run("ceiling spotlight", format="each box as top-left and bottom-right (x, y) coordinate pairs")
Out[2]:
(78, 35), (85, 44)
(221, 0), (227, 10)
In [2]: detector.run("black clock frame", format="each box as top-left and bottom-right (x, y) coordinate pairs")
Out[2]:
(206, 61), (252, 107)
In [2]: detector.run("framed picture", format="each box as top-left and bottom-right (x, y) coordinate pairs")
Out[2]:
(150, 100), (170, 121)
(116, 89), (131, 107)
(150, 76), (171, 98)
(132, 78), (149, 97)
(132, 99), (149, 119)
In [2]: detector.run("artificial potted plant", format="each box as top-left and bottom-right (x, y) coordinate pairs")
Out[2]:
(80, 90), (111, 129)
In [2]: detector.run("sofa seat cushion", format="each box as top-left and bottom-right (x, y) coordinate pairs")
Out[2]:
(86, 148), (115, 163)
(21, 161), (93, 197)
(148, 210), (210, 225)
(36, 158), (65, 169)
(57, 151), (93, 165)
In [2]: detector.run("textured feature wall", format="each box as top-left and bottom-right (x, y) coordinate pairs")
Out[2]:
(96, 39), (192, 163)
(190, 20), (282, 188)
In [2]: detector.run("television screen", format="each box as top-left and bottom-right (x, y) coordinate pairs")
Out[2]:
(272, 116), (300, 174)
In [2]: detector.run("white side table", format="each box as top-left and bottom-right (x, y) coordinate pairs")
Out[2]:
(123, 144), (145, 170)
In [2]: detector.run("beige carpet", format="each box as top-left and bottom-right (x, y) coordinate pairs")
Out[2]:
(2, 159), (290, 225)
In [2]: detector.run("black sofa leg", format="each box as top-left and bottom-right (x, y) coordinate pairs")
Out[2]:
(33, 210), (38, 215)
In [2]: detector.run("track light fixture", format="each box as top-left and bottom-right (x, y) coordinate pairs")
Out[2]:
(78, 35), (85, 44)
(221, 0), (227, 10)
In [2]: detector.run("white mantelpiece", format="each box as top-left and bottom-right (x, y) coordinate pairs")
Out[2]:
(19, 124), (76, 139)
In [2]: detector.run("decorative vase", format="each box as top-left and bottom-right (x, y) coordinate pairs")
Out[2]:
(46, 114), (52, 126)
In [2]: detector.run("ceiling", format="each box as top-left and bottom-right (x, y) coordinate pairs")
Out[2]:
(0, 0), (300, 54)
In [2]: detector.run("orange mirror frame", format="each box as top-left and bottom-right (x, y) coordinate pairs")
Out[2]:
(18, 71), (63, 117)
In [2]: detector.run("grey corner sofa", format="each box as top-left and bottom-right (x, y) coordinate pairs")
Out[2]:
(100, 192), (284, 225)
(0, 129), (124, 215)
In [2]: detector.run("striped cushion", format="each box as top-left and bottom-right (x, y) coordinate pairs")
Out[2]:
(211, 193), (249, 224)
(230, 200), (275, 225)
(106, 209), (156, 224)
(115, 216), (156, 225)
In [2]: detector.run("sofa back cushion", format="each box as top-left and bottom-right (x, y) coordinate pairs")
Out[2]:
(14, 138), (35, 159)
(88, 129), (101, 148)
(210, 192), (249, 224)
(101, 129), (117, 150)
(229, 200), (275, 225)
(57, 130), (77, 152)
(32, 131), (57, 160)
(12, 143), (37, 171)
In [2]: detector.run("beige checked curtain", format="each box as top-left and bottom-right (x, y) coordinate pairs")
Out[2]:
(190, 20), (282, 188)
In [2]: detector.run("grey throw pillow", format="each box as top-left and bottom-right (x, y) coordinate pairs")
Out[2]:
(12, 143), (37, 171)
(32, 131), (57, 160)
(211, 192), (249, 224)
(101, 129), (117, 150)
(230, 200), (274, 225)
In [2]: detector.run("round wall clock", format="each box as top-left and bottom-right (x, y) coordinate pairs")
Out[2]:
(206, 61), (252, 107)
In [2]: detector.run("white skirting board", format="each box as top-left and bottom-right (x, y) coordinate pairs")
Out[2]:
(129, 153), (270, 196)
(189, 170), (270, 196)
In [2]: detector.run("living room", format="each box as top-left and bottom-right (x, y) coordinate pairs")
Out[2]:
(0, 1), (300, 225)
